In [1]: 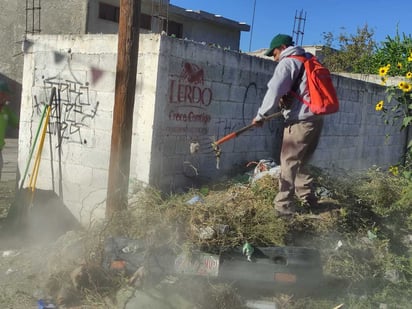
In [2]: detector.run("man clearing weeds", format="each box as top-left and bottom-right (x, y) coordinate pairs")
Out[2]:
(252, 34), (324, 217)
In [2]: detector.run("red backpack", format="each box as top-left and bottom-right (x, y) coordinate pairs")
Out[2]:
(289, 54), (339, 115)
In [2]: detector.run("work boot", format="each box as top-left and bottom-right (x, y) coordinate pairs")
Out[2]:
(300, 195), (319, 209)
(274, 204), (295, 217)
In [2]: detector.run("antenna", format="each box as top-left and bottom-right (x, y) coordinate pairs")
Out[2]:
(292, 9), (306, 45)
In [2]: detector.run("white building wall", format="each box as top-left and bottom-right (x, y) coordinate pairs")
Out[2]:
(20, 33), (161, 224)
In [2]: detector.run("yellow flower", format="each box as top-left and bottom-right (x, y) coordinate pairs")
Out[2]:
(397, 62), (403, 69)
(406, 72), (412, 79)
(398, 81), (412, 92)
(389, 165), (399, 176)
(408, 55), (412, 62)
(378, 66), (389, 76)
(403, 83), (412, 92)
(375, 100), (384, 111)
(398, 81), (406, 90)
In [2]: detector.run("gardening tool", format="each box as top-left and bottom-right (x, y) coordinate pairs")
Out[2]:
(212, 112), (282, 147)
(18, 104), (49, 190)
(211, 111), (282, 168)
(26, 89), (55, 208)
(6, 87), (56, 227)
(28, 103), (52, 204)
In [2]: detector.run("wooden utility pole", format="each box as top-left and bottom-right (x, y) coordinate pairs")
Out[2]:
(106, 0), (141, 218)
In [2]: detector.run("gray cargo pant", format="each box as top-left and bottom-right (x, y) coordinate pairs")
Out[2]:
(274, 119), (323, 212)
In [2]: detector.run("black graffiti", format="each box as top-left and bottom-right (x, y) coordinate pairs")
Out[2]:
(34, 79), (99, 147)
(211, 81), (280, 142)
(242, 82), (257, 126)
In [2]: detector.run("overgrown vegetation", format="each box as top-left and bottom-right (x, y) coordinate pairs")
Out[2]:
(322, 24), (377, 73)
(62, 166), (412, 308)
(322, 24), (412, 188)
(322, 25), (412, 79)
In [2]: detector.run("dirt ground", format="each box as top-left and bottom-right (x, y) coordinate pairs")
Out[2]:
(0, 180), (43, 308)
(0, 182), (242, 309)
(2, 173), (411, 309)
(0, 180), (83, 309)
(0, 180), (15, 221)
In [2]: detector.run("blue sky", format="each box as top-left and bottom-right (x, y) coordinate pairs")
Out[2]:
(170, 0), (411, 52)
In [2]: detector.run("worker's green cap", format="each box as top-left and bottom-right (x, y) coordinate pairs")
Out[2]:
(0, 79), (11, 94)
(265, 34), (294, 56)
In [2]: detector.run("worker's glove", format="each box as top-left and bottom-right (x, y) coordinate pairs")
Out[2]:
(279, 94), (293, 110)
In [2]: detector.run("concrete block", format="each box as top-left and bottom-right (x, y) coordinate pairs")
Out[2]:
(222, 66), (239, 84)
(92, 109), (113, 131)
(80, 149), (110, 170)
(88, 69), (116, 92)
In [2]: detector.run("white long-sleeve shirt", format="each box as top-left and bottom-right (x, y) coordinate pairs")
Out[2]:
(255, 46), (321, 124)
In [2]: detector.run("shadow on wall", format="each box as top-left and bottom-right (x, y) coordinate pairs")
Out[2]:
(0, 74), (21, 138)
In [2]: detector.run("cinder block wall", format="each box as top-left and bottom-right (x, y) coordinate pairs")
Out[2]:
(150, 36), (282, 191)
(312, 76), (407, 170)
(20, 33), (162, 223)
(19, 33), (407, 224)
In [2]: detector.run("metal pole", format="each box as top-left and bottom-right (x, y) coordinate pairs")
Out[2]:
(248, 0), (256, 52)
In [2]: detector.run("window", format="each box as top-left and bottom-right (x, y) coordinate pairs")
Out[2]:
(98, 3), (152, 30)
(166, 20), (183, 38)
(99, 2), (120, 23)
(140, 13), (151, 30)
